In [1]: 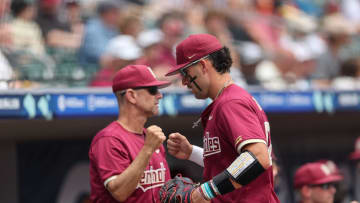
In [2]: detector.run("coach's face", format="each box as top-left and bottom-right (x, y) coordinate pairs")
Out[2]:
(134, 86), (163, 117)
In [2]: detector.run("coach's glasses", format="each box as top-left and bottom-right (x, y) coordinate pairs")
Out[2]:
(310, 182), (337, 190)
(119, 86), (159, 96)
(133, 86), (159, 95)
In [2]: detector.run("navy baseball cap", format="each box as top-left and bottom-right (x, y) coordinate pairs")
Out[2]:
(165, 34), (223, 76)
(112, 65), (171, 93)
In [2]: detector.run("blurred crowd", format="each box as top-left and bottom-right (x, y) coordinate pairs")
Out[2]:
(1, 0), (360, 90)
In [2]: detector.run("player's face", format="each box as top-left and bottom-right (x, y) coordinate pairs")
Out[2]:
(309, 183), (337, 203)
(180, 62), (209, 99)
(134, 86), (162, 116)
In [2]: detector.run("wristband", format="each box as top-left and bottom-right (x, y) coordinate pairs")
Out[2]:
(188, 145), (204, 167)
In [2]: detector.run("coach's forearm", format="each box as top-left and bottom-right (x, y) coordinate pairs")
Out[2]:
(107, 146), (154, 202)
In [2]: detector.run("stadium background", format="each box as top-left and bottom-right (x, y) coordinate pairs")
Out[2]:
(1, 0), (360, 202)
(1, 89), (360, 203)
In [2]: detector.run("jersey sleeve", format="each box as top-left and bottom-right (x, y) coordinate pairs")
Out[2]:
(216, 100), (267, 153)
(90, 137), (131, 186)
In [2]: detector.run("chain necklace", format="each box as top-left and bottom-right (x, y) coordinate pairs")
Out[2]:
(192, 79), (233, 128)
(214, 79), (233, 101)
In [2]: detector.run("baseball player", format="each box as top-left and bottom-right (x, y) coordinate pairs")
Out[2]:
(293, 160), (343, 203)
(160, 34), (280, 203)
(89, 65), (172, 202)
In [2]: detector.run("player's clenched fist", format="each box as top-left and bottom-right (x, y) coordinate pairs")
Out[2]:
(144, 125), (166, 152)
(167, 133), (192, 160)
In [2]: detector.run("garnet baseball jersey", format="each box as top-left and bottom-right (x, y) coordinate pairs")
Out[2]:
(201, 84), (279, 203)
(89, 121), (171, 203)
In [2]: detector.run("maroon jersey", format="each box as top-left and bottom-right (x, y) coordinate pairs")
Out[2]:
(89, 121), (171, 203)
(201, 84), (279, 203)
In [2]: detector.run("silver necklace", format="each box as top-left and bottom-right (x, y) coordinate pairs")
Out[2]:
(192, 80), (233, 128)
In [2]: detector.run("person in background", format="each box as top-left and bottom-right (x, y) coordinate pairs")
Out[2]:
(62, 0), (84, 40)
(155, 11), (186, 70)
(136, 29), (180, 85)
(78, 0), (120, 69)
(90, 35), (142, 87)
(293, 160), (344, 203)
(0, 0), (14, 89)
(311, 13), (356, 88)
(10, 0), (46, 56)
(36, 0), (82, 50)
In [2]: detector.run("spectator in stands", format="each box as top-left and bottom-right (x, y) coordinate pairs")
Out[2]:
(0, 0), (12, 47)
(204, 9), (240, 68)
(118, 5), (143, 39)
(311, 13), (356, 89)
(119, 15), (142, 38)
(156, 11), (186, 70)
(332, 58), (360, 90)
(0, 0), (14, 89)
(136, 29), (164, 68)
(293, 160), (344, 203)
(63, 0), (84, 40)
(255, 51), (296, 90)
(290, 42), (318, 90)
(78, 0), (120, 70)
(341, 0), (360, 32)
(36, 0), (82, 50)
(10, 0), (46, 56)
(136, 29), (180, 86)
(90, 35), (142, 87)
(236, 41), (264, 86)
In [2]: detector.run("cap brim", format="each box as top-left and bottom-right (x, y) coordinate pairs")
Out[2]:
(311, 174), (343, 185)
(349, 152), (360, 160)
(165, 63), (188, 76)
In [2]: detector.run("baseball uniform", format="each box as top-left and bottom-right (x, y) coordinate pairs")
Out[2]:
(201, 84), (279, 203)
(89, 121), (171, 203)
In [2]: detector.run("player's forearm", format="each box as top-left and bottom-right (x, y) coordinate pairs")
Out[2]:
(107, 146), (154, 202)
(188, 145), (204, 167)
(193, 143), (270, 201)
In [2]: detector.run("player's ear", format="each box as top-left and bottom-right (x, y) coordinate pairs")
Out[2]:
(199, 59), (209, 74)
(125, 89), (137, 104)
(301, 185), (311, 198)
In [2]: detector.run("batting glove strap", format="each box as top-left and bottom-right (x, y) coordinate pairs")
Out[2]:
(212, 171), (235, 195)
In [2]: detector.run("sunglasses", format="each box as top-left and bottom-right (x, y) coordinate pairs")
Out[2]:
(179, 55), (209, 77)
(133, 86), (159, 95)
(310, 182), (337, 190)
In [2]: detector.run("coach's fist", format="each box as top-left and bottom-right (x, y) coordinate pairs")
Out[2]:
(144, 125), (166, 153)
(167, 133), (192, 160)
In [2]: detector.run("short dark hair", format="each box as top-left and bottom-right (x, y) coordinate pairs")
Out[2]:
(97, 0), (120, 15)
(208, 46), (233, 74)
(11, 0), (31, 17)
(157, 11), (184, 29)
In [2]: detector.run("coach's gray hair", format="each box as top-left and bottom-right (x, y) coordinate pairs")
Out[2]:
(114, 91), (126, 108)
